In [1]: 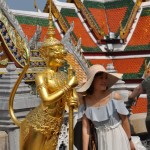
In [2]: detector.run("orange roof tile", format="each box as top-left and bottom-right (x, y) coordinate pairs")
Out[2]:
(90, 58), (144, 74)
(89, 8), (109, 35)
(20, 24), (61, 41)
(128, 16), (150, 46)
(90, 59), (113, 68)
(66, 17), (97, 47)
(88, 7), (127, 34)
(106, 7), (127, 33)
(20, 24), (36, 41)
(131, 98), (147, 114)
(113, 58), (144, 74)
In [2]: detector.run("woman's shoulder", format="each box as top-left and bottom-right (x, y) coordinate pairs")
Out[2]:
(111, 91), (122, 100)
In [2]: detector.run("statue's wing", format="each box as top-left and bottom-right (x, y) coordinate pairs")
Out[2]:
(61, 22), (89, 85)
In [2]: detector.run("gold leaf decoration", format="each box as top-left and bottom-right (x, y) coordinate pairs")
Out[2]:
(0, 58), (8, 65)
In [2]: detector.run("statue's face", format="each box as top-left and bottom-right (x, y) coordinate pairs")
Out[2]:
(49, 46), (67, 67)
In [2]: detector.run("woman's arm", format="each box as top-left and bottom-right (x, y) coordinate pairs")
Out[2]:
(82, 115), (90, 150)
(119, 114), (135, 150)
(129, 84), (143, 99)
(126, 84), (144, 107)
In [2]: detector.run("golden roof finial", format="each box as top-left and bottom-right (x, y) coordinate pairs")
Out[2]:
(143, 60), (150, 78)
(47, 0), (55, 38)
(40, 0), (61, 50)
(39, 0), (64, 62)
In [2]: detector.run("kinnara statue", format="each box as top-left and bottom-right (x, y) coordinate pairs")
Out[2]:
(9, 0), (78, 149)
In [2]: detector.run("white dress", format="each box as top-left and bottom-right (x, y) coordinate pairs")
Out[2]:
(77, 95), (146, 150)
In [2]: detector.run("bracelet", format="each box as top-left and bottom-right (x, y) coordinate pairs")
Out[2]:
(128, 137), (131, 141)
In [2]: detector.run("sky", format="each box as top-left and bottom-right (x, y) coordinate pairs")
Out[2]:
(5, 0), (46, 12)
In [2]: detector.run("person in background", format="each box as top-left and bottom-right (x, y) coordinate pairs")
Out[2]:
(128, 61), (150, 137)
(76, 64), (135, 150)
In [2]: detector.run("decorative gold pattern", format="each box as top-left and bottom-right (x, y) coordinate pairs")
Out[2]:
(14, 29), (27, 58)
(51, 2), (68, 33)
(74, 0), (106, 39)
(25, 106), (64, 137)
(144, 60), (150, 78)
(120, 0), (142, 40)
(0, 58), (8, 65)
(0, 10), (29, 67)
(44, 1), (78, 44)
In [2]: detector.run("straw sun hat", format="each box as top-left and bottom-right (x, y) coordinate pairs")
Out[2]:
(76, 64), (122, 93)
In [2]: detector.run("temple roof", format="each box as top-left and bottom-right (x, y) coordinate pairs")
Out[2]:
(1, 0), (150, 114)
(125, 7), (150, 51)
(2, 1), (150, 81)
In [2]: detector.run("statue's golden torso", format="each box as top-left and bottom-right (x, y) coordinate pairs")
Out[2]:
(21, 70), (68, 149)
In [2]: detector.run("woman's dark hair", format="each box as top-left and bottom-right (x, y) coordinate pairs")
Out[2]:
(86, 72), (103, 95)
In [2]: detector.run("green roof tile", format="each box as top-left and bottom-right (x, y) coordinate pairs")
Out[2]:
(141, 8), (150, 17)
(15, 15), (49, 26)
(61, 8), (78, 17)
(125, 45), (150, 51)
(82, 46), (102, 52)
(84, 0), (133, 9)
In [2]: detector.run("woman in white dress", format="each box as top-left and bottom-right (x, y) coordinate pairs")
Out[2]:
(76, 64), (135, 150)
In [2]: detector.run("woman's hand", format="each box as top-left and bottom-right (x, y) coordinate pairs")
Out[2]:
(119, 115), (135, 150)
(130, 140), (135, 150)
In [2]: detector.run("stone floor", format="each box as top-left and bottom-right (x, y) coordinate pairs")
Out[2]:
(132, 132), (150, 150)
(142, 139), (150, 149)
(137, 133), (150, 149)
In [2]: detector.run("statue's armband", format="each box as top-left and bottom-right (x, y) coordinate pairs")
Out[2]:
(37, 83), (48, 92)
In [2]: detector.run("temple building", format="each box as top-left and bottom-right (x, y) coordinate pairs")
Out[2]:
(0, 0), (150, 149)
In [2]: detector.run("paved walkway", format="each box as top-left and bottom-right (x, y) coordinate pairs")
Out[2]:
(142, 139), (150, 149)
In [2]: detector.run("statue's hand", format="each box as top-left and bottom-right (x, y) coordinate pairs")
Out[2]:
(67, 89), (78, 108)
(68, 75), (78, 88)
(67, 66), (78, 88)
(68, 96), (78, 108)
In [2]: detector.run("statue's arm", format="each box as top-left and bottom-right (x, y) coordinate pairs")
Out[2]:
(35, 73), (78, 105)
(35, 74), (68, 105)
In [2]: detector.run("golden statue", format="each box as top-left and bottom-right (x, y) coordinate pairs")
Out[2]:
(9, 0), (78, 149)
